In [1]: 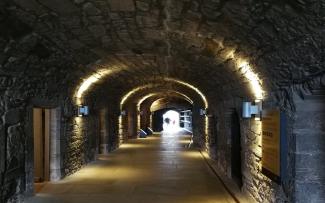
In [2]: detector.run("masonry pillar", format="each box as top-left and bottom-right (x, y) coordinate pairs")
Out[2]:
(127, 104), (138, 138)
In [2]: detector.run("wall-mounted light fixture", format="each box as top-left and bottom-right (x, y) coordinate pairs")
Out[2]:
(78, 105), (89, 117)
(120, 110), (127, 116)
(200, 108), (207, 116)
(242, 100), (262, 120)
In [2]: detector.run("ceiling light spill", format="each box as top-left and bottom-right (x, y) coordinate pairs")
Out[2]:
(238, 61), (264, 100)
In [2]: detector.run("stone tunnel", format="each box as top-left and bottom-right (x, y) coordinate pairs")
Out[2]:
(0, 0), (324, 202)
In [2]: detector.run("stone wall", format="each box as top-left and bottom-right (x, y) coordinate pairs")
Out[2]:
(0, 17), (101, 203)
(293, 89), (325, 203)
(204, 78), (325, 203)
(62, 109), (99, 177)
(107, 105), (120, 150)
(0, 0), (324, 202)
(127, 104), (138, 138)
(191, 105), (206, 149)
(206, 94), (293, 203)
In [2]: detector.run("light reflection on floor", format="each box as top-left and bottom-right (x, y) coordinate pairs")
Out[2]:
(27, 130), (235, 203)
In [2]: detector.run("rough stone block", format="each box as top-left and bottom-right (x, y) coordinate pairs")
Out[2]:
(13, 0), (46, 15)
(83, 2), (101, 15)
(108, 0), (135, 11)
(0, 75), (14, 89)
(296, 132), (325, 153)
(295, 182), (325, 203)
(88, 25), (106, 38)
(39, 0), (78, 14)
(294, 111), (325, 131)
(136, 1), (150, 11)
(74, 0), (84, 4)
(0, 126), (5, 173)
(3, 109), (21, 125)
(296, 153), (325, 183)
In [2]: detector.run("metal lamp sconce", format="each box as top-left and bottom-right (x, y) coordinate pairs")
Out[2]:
(77, 105), (89, 117)
(242, 100), (262, 120)
(120, 110), (127, 116)
(200, 108), (207, 116)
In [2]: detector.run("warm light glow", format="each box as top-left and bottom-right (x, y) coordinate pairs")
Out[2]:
(136, 91), (194, 111)
(150, 98), (165, 111)
(215, 40), (265, 100)
(238, 61), (264, 99)
(120, 86), (149, 109)
(183, 151), (201, 159)
(137, 113), (141, 131)
(254, 121), (262, 170)
(136, 93), (157, 130)
(74, 116), (82, 125)
(118, 115), (123, 144)
(200, 150), (210, 160)
(137, 93), (158, 111)
(172, 91), (194, 104)
(119, 143), (149, 149)
(75, 68), (120, 104)
(120, 79), (206, 109)
(76, 69), (111, 98)
(62, 165), (140, 182)
(119, 80), (208, 146)
(226, 50), (235, 59)
(165, 78), (208, 108)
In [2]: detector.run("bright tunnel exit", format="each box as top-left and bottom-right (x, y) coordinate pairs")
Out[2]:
(162, 110), (181, 133)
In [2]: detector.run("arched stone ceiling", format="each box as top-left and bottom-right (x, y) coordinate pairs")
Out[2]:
(150, 97), (192, 112)
(136, 92), (194, 108)
(118, 84), (206, 110)
(2, 0), (323, 106)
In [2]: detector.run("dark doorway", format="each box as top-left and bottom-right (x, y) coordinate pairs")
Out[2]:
(152, 109), (165, 132)
(99, 109), (108, 154)
(231, 110), (243, 187)
(152, 108), (176, 132)
(209, 115), (218, 154)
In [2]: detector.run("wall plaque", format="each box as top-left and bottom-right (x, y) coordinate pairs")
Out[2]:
(262, 109), (286, 183)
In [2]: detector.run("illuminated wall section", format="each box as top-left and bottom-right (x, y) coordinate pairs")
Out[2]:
(163, 78), (209, 138)
(221, 48), (265, 170)
(120, 85), (153, 110)
(73, 67), (123, 149)
(119, 79), (209, 146)
(120, 79), (207, 110)
(136, 91), (194, 111)
(136, 93), (159, 130)
(237, 61), (264, 100)
(118, 115), (123, 145)
(135, 91), (194, 131)
(220, 47), (264, 100)
(129, 90), (195, 132)
(164, 78), (208, 108)
(74, 68), (120, 105)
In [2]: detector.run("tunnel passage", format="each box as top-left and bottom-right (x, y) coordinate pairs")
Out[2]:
(0, 0), (324, 203)
(150, 97), (192, 132)
(162, 110), (180, 132)
(152, 108), (171, 132)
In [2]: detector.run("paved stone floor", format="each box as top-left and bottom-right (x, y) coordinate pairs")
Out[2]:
(27, 131), (236, 203)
